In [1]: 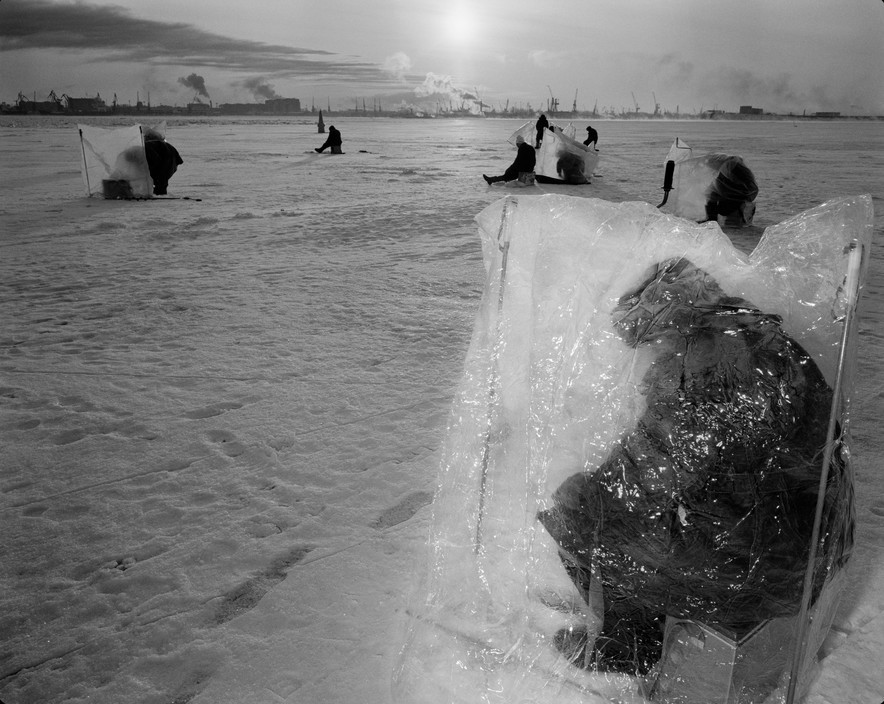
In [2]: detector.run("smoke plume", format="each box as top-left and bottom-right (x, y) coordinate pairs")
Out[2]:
(178, 72), (209, 98)
(413, 73), (482, 113)
(243, 77), (279, 100)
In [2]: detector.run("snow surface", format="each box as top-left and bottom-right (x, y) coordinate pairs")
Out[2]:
(0, 116), (882, 704)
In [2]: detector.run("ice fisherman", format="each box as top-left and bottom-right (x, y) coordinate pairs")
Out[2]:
(583, 125), (599, 149)
(535, 114), (549, 149)
(483, 135), (536, 185)
(702, 155), (759, 226)
(143, 129), (184, 196)
(315, 125), (342, 154)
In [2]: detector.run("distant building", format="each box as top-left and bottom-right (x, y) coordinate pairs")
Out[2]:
(216, 103), (261, 115)
(15, 96), (63, 114)
(216, 98), (302, 115)
(812, 111), (842, 118)
(264, 98), (301, 113)
(64, 94), (109, 114)
(739, 105), (764, 115)
(187, 99), (215, 115)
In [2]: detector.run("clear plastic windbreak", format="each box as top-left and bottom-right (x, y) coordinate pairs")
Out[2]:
(394, 193), (873, 704)
(78, 123), (153, 198)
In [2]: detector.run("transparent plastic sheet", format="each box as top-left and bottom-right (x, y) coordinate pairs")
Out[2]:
(665, 149), (758, 227)
(393, 194), (873, 704)
(78, 123), (153, 198)
(552, 122), (579, 141)
(142, 121), (168, 142)
(508, 121), (536, 147)
(508, 121), (578, 146)
(535, 130), (600, 185)
(664, 138), (693, 167)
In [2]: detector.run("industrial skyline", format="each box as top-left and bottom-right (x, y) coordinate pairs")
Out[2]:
(2, 0), (882, 117)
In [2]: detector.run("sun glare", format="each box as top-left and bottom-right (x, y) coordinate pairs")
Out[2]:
(445, 6), (476, 44)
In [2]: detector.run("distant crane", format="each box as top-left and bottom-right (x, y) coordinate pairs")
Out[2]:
(474, 87), (485, 112)
(653, 92), (661, 117)
(572, 89), (578, 113)
(547, 85), (559, 114)
(631, 92), (641, 113)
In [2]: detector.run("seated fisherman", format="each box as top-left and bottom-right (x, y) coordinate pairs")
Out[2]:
(315, 125), (343, 153)
(483, 135), (536, 185)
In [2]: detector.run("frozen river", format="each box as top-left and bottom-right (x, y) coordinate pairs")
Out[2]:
(0, 115), (882, 703)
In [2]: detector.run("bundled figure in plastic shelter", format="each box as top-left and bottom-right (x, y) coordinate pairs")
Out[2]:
(539, 256), (854, 676)
(78, 123), (179, 199)
(483, 135), (536, 185)
(659, 140), (759, 227)
(702, 154), (758, 225)
(393, 193), (870, 704)
(143, 129), (183, 196)
(534, 128), (597, 185)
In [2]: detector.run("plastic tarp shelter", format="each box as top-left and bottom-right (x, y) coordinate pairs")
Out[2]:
(508, 120), (537, 147)
(660, 139), (759, 227)
(536, 129), (599, 184)
(394, 193), (873, 704)
(508, 120), (578, 147)
(78, 123), (153, 198)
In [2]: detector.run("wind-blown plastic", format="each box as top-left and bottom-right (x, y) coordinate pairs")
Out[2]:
(394, 194), (872, 704)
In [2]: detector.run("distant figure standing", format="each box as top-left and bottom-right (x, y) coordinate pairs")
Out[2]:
(535, 114), (549, 149)
(584, 125), (599, 149)
(317, 110), (325, 133)
(315, 125), (342, 153)
(143, 129), (183, 196)
(483, 135), (536, 185)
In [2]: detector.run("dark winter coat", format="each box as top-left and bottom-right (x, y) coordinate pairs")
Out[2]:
(502, 141), (537, 180)
(317, 126), (342, 153)
(144, 139), (183, 195)
(539, 258), (853, 674)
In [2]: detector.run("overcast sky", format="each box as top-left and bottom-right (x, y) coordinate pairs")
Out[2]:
(2, 0), (882, 114)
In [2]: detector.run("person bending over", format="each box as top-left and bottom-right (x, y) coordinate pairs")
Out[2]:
(143, 129), (183, 196)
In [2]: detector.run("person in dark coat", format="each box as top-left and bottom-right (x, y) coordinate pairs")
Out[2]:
(315, 125), (343, 153)
(538, 258), (853, 677)
(143, 130), (183, 196)
(483, 135), (536, 184)
(703, 155), (758, 225)
(535, 114), (549, 149)
(583, 125), (599, 149)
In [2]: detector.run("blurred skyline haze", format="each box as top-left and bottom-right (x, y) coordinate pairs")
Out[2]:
(1, 0), (882, 114)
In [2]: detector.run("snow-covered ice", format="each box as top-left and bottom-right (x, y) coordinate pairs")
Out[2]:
(0, 116), (882, 704)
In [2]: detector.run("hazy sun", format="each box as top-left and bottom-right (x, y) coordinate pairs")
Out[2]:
(445, 6), (476, 44)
